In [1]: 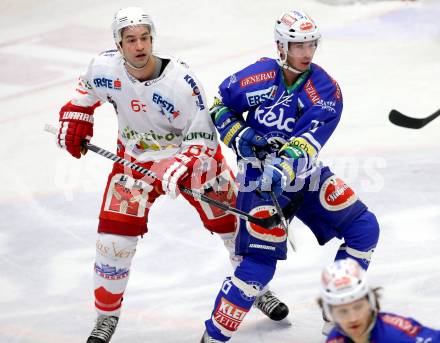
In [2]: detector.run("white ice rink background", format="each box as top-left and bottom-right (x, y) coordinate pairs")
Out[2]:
(0, 0), (439, 342)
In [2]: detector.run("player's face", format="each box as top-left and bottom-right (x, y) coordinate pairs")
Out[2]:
(120, 25), (152, 68)
(286, 40), (317, 72)
(330, 298), (374, 340)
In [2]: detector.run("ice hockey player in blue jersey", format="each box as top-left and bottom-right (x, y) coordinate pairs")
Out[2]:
(200, 9), (381, 342)
(320, 258), (440, 343)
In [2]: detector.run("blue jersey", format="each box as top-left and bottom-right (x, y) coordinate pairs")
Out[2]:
(218, 58), (342, 161)
(216, 58), (376, 260)
(327, 312), (440, 343)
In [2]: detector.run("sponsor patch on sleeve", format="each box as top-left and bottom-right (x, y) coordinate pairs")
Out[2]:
(380, 314), (421, 337)
(304, 79), (320, 104)
(332, 78), (342, 100)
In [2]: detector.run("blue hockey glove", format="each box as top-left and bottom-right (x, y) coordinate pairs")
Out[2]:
(210, 97), (268, 160)
(257, 158), (294, 200)
(232, 126), (268, 160)
(257, 143), (308, 200)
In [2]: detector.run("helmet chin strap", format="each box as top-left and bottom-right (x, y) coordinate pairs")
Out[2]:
(276, 51), (304, 74)
(278, 60), (303, 74)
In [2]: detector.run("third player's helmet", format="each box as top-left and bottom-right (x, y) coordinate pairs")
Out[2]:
(320, 258), (377, 318)
(274, 10), (320, 65)
(112, 7), (156, 47)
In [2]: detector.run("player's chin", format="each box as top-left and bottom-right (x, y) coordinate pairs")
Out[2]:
(297, 62), (311, 71)
(130, 58), (148, 68)
(345, 324), (365, 338)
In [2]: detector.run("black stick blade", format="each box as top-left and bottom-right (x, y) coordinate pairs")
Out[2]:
(389, 109), (440, 129)
(389, 109), (424, 129)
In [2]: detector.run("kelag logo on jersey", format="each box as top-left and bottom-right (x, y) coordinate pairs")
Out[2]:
(93, 77), (121, 90)
(184, 74), (205, 110)
(246, 86), (278, 106)
(254, 92), (296, 133)
(152, 93), (180, 122)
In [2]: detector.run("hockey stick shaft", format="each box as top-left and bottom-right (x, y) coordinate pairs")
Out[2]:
(255, 161), (297, 251)
(389, 108), (440, 129)
(44, 124), (286, 228)
(268, 190), (296, 251)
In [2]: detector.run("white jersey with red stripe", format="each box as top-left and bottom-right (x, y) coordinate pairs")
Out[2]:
(71, 49), (218, 162)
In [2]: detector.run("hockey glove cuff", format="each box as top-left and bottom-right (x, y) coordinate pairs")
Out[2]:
(57, 101), (99, 159)
(257, 158), (295, 200)
(162, 147), (209, 199)
(257, 143), (310, 200)
(210, 97), (268, 160)
(279, 140), (312, 174)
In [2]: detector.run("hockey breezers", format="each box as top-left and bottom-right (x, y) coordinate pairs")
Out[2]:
(45, 124), (302, 229)
(389, 108), (440, 129)
(255, 161), (297, 251)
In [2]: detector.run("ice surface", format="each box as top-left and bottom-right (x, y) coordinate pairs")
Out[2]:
(0, 0), (439, 342)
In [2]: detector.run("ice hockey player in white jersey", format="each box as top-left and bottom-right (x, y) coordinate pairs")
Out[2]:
(55, 7), (289, 343)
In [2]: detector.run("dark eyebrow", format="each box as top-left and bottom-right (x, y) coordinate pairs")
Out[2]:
(123, 31), (150, 39)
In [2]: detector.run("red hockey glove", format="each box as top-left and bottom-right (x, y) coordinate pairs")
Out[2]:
(57, 101), (98, 159)
(162, 146), (209, 199)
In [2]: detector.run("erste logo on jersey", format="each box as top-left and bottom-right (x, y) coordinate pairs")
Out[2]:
(319, 176), (358, 211)
(152, 93), (180, 122)
(239, 70), (276, 88)
(184, 74), (205, 110)
(93, 77), (122, 90)
(246, 86), (278, 106)
(246, 205), (287, 243)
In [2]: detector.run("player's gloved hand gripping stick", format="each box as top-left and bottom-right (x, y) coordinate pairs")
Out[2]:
(45, 124), (303, 229)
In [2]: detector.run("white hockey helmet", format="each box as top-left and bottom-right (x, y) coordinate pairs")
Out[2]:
(320, 258), (376, 318)
(112, 7), (156, 46)
(274, 10), (321, 59)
